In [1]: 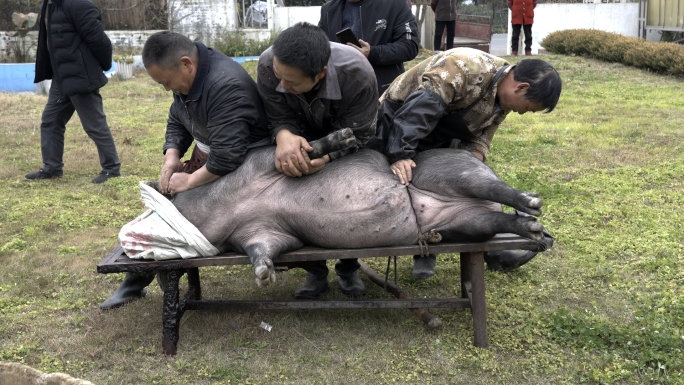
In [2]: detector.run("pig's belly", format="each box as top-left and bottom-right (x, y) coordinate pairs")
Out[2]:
(287, 182), (420, 249)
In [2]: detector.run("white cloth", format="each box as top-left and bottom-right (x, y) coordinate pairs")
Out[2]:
(118, 182), (219, 260)
(195, 140), (210, 154)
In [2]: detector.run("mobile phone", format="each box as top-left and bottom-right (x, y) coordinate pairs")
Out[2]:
(336, 28), (361, 48)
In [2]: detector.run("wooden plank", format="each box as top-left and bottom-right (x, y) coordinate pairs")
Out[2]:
(97, 234), (538, 274)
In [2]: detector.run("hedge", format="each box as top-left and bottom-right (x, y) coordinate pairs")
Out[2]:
(541, 29), (684, 77)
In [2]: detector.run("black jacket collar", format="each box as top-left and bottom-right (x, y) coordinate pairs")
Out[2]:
(187, 42), (210, 101)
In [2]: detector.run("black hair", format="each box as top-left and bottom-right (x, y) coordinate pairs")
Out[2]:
(512, 59), (562, 113)
(142, 31), (197, 70)
(272, 22), (331, 80)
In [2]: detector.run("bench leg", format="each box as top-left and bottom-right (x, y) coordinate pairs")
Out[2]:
(159, 269), (183, 355)
(465, 252), (488, 348)
(460, 253), (471, 299)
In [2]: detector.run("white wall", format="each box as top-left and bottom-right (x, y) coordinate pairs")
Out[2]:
(273, 6), (322, 31)
(107, 30), (162, 51)
(2, 2), (661, 58)
(510, 3), (640, 55)
(171, 0), (236, 45)
(0, 30), (159, 59)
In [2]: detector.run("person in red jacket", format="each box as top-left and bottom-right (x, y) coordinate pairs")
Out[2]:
(508, 0), (537, 55)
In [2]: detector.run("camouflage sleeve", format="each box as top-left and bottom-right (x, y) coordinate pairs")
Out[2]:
(458, 123), (498, 161)
(417, 58), (470, 106)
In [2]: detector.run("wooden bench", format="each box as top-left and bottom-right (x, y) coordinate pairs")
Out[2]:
(97, 234), (538, 355)
(452, 14), (493, 53)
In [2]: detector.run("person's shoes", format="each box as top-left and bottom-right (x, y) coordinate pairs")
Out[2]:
(99, 272), (155, 310)
(485, 250), (538, 272)
(525, 50), (532, 56)
(92, 171), (121, 184)
(25, 169), (62, 181)
(294, 272), (329, 299)
(511, 50), (518, 56)
(412, 254), (436, 279)
(485, 220), (554, 272)
(337, 270), (366, 297)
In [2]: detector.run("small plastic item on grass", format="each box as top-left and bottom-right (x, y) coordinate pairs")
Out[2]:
(259, 321), (273, 332)
(228, 319), (240, 330)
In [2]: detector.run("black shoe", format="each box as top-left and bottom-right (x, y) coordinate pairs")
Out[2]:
(337, 270), (366, 297)
(92, 171), (121, 184)
(25, 169), (62, 181)
(100, 272), (155, 310)
(294, 272), (329, 299)
(485, 250), (538, 272)
(412, 254), (436, 279)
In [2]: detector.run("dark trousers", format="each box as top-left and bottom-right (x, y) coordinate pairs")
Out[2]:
(511, 24), (533, 52)
(40, 81), (120, 174)
(434, 20), (456, 51)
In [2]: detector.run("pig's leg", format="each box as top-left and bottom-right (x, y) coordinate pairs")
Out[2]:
(439, 209), (545, 243)
(308, 128), (357, 159)
(412, 150), (543, 216)
(244, 236), (304, 287)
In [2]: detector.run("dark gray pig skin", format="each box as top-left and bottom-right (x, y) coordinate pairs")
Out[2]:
(168, 141), (544, 286)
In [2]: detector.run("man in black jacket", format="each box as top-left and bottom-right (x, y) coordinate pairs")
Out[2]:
(99, 31), (270, 310)
(318, 0), (419, 95)
(27, 0), (121, 183)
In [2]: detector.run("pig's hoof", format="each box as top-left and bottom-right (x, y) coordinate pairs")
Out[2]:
(519, 218), (544, 242)
(516, 192), (543, 217)
(254, 258), (275, 287)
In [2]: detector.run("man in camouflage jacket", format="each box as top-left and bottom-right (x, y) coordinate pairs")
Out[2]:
(378, 47), (561, 178)
(374, 47), (562, 278)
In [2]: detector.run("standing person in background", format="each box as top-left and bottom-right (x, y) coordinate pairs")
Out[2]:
(318, 0), (419, 96)
(508, 0), (537, 55)
(27, 0), (121, 183)
(430, 0), (457, 52)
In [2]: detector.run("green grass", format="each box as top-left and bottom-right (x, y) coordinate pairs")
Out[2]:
(1, 54), (683, 384)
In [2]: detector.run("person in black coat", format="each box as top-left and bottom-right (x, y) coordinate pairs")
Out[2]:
(318, 0), (419, 95)
(99, 31), (271, 310)
(430, 0), (457, 51)
(26, 0), (121, 184)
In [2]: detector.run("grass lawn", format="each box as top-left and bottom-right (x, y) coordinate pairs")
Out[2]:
(0, 52), (683, 385)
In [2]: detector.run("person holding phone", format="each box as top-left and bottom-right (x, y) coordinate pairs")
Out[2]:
(318, 0), (419, 95)
(257, 22), (379, 300)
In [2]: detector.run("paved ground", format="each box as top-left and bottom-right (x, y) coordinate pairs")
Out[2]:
(490, 33), (508, 56)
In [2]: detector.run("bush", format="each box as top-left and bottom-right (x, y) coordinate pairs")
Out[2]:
(541, 29), (684, 77)
(213, 29), (279, 58)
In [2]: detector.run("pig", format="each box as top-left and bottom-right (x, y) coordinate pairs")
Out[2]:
(169, 143), (545, 286)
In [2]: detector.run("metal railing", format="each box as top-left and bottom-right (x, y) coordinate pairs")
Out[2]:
(237, 0), (269, 29)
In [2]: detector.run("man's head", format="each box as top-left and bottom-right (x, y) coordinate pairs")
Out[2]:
(142, 31), (199, 95)
(271, 22), (331, 95)
(497, 59), (562, 114)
